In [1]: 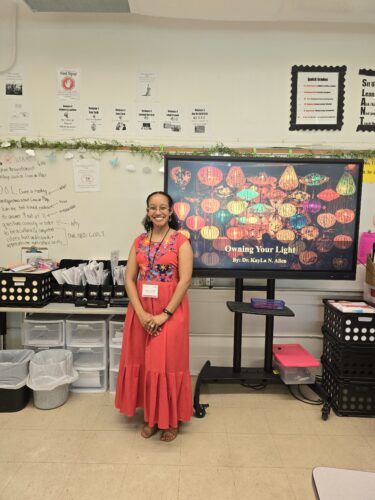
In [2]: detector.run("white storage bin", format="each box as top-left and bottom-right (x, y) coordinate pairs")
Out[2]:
(71, 368), (107, 392)
(66, 315), (108, 346)
(109, 315), (125, 347)
(109, 346), (121, 370)
(109, 369), (119, 393)
(272, 344), (320, 385)
(22, 314), (67, 347)
(273, 360), (318, 385)
(70, 346), (107, 369)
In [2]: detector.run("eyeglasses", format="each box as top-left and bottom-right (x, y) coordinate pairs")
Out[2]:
(147, 205), (170, 212)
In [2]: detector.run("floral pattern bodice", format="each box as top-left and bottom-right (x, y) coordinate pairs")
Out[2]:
(135, 231), (188, 283)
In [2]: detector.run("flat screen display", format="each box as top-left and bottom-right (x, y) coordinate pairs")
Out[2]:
(165, 155), (363, 280)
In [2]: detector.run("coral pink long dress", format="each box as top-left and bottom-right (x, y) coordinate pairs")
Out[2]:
(115, 231), (192, 429)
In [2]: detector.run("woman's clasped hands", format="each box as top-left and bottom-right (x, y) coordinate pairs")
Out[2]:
(139, 311), (167, 336)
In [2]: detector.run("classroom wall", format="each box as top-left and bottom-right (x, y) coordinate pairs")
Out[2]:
(1, 5), (375, 148)
(1, 4), (374, 371)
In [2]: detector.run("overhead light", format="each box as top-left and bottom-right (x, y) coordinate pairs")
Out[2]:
(23, 0), (130, 13)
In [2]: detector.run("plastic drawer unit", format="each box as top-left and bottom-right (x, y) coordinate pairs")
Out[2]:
(22, 314), (67, 347)
(109, 347), (121, 371)
(109, 315), (125, 347)
(66, 315), (108, 347)
(70, 346), (107, 370)
(71, 368), (108, 393)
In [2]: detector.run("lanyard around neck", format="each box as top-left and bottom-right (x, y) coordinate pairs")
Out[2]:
(147, 227), (170, 275)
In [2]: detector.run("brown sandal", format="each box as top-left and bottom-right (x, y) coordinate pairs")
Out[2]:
(141, 423), (158, 438)
(160, 427), (178, 442)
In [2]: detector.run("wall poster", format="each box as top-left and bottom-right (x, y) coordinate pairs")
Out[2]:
(289, 65), (346, 131)
(357, 69), (375, 132)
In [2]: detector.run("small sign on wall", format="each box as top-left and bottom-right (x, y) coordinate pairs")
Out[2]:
(357, 69), (375, 132)
(289, 65), (346, 131)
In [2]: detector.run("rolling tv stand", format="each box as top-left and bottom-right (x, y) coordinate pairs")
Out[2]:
(193, 278), (331, 420)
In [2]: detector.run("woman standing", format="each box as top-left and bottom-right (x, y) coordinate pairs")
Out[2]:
(115, 191), (193, 442)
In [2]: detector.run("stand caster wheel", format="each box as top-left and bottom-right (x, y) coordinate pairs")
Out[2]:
(194, 404), (208, 418)
(321, 403), (331, 421)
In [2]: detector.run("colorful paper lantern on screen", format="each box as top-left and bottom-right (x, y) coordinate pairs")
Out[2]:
(227, 200), (247, 215)
(276, 229), (295, 244)
(236, 187), (258, 201)
(237, 216), (248, 224)
(170, 166), (191, 190)
(201, 198), (220, 214)
(332, 257), (348, 270)
(299, 251), (318, 265)
(316, 235), (333, 253)
(299, 172), (329, 186)
(248, 172), (277, 187)
(249, 203), (273, 215)
(333, 234), (353, 249)
(301, 225), (319, 240)
(200, 225), (220, 240)
(336, 172), (356, 196)
(335, 208), (355, 224)
(278, 203), (297, 218)
(186, 215), (205, 232)
(268, 189), (287, 203)
(178, 229), (191, 239)
(226, 166), (246, 188)
(214, 209), (231, 225)
(289, 214), (307, 230)
(289, 239), (306, 254)
(213, 237), (231, 252)
(245, 214), (260, 225)
(173, 201), (190, 221)
(288, 190), (310, 204)
(303, 199), (322, 214)
(317, 213), (336, 229)
(278, 165), (299, 191)
(201, 252), (220, 266)
(197, 165), (223, 187)
(317, 189), (340, 202)
(226, 226), (244, 241)
(215, 186), (232, 198)
(269, 215), (283, 233)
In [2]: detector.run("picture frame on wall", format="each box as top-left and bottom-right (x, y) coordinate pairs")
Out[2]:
(289, 65), (346, 131)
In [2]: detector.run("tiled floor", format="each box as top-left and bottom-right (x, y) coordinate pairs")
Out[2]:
(0, 383), (375, 500)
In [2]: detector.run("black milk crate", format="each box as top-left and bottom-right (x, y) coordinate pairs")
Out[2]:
(0, 271), (52, 307)
(322, 328), (375, 379)
(322, 359), (375, 417)
(323, 300), (375, 347)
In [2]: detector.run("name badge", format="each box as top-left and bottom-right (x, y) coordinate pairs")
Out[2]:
(142, 284), (158, 298)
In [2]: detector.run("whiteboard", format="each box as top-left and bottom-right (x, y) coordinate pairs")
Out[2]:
(0, 149), (164, 264)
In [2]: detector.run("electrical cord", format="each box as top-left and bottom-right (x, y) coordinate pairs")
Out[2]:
(240, 382), (267, 390)
(287, 384), (323, 405)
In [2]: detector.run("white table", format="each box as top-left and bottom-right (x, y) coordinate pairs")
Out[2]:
(0, 302), (127, 349)
(312, 467), (375, 500)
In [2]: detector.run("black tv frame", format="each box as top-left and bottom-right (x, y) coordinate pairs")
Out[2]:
(164, 154), (364, 281)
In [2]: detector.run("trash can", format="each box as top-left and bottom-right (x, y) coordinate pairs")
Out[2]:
(0, 350), (34, 412)
(27, 349), (78, 410)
